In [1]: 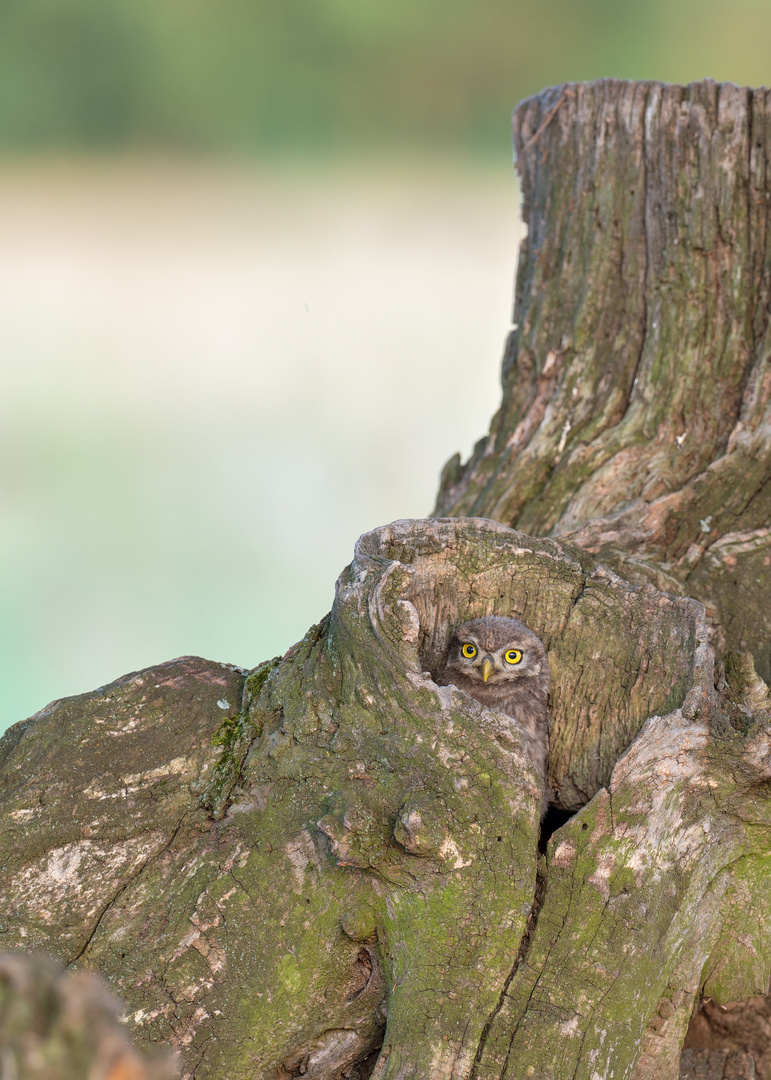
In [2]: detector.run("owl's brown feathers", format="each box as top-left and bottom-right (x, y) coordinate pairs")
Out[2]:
(436, 616), (550, 785)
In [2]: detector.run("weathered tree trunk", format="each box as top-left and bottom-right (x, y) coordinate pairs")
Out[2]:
(2, 78), (771, 1080)
(437, 78), (771, 684)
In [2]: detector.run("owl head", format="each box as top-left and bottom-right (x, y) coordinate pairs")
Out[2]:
(442, 615), (546, 685)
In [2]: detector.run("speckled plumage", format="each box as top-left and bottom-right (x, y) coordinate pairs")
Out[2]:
(436, 616), (550, 785)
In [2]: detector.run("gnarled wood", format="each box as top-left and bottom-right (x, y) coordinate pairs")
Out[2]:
(436, 78), (771, 683)
(0, 517), (742, 1079)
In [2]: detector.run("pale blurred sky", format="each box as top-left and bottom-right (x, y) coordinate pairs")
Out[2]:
(0, 157), (523, 729)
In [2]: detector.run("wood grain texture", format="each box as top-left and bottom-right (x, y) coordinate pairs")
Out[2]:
(435, 78), (771, 681)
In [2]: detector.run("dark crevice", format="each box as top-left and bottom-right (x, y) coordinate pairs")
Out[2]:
(469, 803), (582, 1075)
(494, 858), (552, 1080)
(539, 804), (576, 854)
(348, 1042), (384, 1079)
(517, 855), (548, 963)
(469, 840), (552, 1079)
(235, 669), (249, 718)
(568, 578), (587, 612)
(205, 658), (282, 821)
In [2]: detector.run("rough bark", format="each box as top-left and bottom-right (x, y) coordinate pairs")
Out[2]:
(435, 78), (771, 684)
(1, 517), (769, 1079)
(3, 79), (771, 1080)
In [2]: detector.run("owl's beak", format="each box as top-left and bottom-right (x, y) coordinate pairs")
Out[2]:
(481, 657), (494, 682)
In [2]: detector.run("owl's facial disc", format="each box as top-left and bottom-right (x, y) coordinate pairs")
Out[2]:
(458, 639), (488, 679)
(454, 634), (531, 684)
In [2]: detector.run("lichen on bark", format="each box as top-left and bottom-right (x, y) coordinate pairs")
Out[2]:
(2, 517), (764, 1080)
(436, 78), (771, 686)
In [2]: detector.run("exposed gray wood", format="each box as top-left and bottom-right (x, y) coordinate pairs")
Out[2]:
(436, 78), (771, 684)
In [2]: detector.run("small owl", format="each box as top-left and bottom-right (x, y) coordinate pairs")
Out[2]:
(436, 616), (550, 786)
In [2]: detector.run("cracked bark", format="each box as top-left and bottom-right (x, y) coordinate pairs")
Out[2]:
(2, 77), (771, 1080)
(436, 78), (771, 687)
(1, 517), (765, 1080)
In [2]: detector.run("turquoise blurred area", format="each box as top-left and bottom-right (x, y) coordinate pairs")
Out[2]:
(1, 2), (770, 730)
(0, 157), (523, 729)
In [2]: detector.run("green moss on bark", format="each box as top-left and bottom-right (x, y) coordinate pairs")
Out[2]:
(0, 518), (737, 1080)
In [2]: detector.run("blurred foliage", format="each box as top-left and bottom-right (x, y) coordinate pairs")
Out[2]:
(0, 0), (768, 155)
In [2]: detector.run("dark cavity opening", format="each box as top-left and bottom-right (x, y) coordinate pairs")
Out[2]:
(538, 805), (576, 854)
(349, 1042), (384, 1080)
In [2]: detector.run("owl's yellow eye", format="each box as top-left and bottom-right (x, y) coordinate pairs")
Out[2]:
(504, 649), (523, 665)
(461, 643), (477, 659)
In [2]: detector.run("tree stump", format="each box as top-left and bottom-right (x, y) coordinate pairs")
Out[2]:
(1, 516), (770, 1079)
(436, 79), (771, 684)
(3, 79), (771, 1080)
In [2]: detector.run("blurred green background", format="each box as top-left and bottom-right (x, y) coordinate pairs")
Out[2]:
(0, 0), (769, 157)
(1, 0), (769, 732)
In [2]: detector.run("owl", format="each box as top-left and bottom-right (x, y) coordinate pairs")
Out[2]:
(436, 616), (550, 786)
